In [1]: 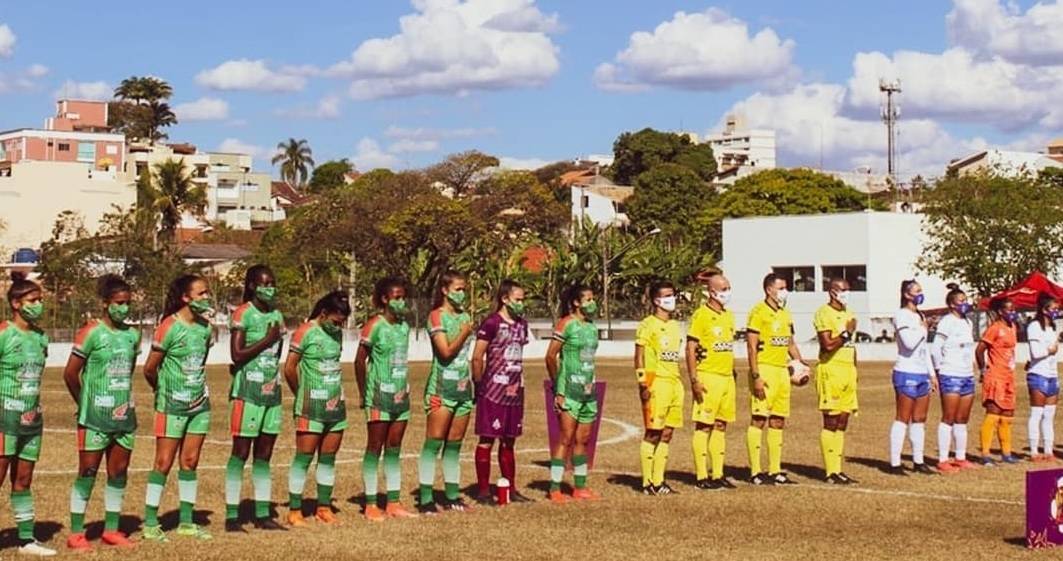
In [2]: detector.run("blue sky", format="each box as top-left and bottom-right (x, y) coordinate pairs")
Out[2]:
(1, 0), (1058, 177)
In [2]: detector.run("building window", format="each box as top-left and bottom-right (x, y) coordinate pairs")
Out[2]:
(821, 265), (868, 292)
(76, 142), (95, 163)
(772, 266), (816, 292)
(57, 143), (71, 152)
(105, 145), (119, 155)
(581, 195), (589, 209)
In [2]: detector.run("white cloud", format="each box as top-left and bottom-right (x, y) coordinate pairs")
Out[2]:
(195, 59), (306, 92)
(352, 137), (402, 170)
(383, 125), (495, 141)
(52, 80), (111, 100)
(217, 138), (269, 159)
(0, 24), (14, 58)
(275, 95), (342, 119)
(594, 8), (796, 92)
(498, 156), (552, 170)
(947, 0), (1063, 65)
(26, 64), (48, 78)
(174, 97), (230, 121)
(328, 0), (560, 99)
(0, 65), (48, 94)
(388, 139), (440, 153)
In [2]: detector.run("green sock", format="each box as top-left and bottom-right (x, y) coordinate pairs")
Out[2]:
(104, 477), (126, 531)
(316, 453), (336, 508)
(12, 489), (34, 541)
(224, 455), (246, 521)
(442, 440), (462, 501)
(362, 449), (381, 506)
(418, 438), (444, 505)
(549, 458), (564, 492)
(573, 455), (588, 489)
(177, 469), (197, 525)
(288, 452), (312, 510)
(252, 459), (271, 519)
(69, 475), (96, 533)
(144, 470), (167, 527)
(384, 447), (402, 504)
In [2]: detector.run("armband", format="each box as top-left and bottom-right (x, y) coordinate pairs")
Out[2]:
(636, 368), (647, 384)
(839, 331), (852, 343)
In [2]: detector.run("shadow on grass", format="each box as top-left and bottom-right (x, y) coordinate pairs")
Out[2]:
(83, 514), (142, 538)
(158, 508), (213, 529)
(1002, 536), (1028, 548)
(0, 521), (63, 549)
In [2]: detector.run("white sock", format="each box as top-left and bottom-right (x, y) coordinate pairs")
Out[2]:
(1030, 406), (1045, 456)
(1043, 405), (1057, 457)
(937, 423), (952, 463)
(954, 424), (968, 461)
(910, 423), (926, 464)
(890, 421), (907, 467)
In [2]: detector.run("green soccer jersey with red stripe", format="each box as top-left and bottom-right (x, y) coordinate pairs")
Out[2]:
(360, 315), (410, 414)
(72, 320), (140, 433)
(425, 308), (473, 402)
(0, 321), (47, 435)
(291, 320), (346, 423)
(552, 315), (598, 402)
(152, 315), (212, 415)
(229, 302), (284, 406)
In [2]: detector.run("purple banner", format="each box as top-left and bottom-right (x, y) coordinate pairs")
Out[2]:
(1026, 468), (1063, 549)
(543, 380), (607, 470)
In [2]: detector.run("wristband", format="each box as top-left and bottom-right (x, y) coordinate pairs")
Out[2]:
(839, 331), (852, 343)
(636, 368), (647, 384)
(750, 371), (760, 380)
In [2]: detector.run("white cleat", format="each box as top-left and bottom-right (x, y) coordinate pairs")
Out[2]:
(18, 540), (57, 557)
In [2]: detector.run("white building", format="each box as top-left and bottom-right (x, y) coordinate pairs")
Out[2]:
(703, 114), (776, 185)
(570, 176), (632, 228)
(720, 211), (949, 343)
(947, 149), (1062, 177)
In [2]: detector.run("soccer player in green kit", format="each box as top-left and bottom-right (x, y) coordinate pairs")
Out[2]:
(355, 277), (418, 521)
(225, 265), (287, 532)
(418, 270), (476, 514)
(0, 273), (55, 556)
(63, 275), (139, 550)
(142, 274), (215, 542)
(284, 291), (350, 527)
(544, 284), (602, 504)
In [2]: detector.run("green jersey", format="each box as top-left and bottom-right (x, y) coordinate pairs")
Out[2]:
(291, 321), (346, 423)
(360, 315), (410, 414)
(229, 302), (284, 406)
(152, 315), (212, 415)
(552, 315), (599, 402)
(0, 321), (47, 435)
(72, 320), (140, 433)
(426, 308), (474, 402)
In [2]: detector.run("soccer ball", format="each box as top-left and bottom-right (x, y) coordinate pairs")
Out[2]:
(788, 360), (811, 387)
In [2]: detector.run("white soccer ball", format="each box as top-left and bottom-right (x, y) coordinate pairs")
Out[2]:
(788, 360), (811, 387)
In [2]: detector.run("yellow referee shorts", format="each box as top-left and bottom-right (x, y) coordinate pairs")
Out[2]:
(817, 362), (858, 414)
(751, 364), (791, 418)
(643, 375), (684, 430)
(692, 372), (736, 425)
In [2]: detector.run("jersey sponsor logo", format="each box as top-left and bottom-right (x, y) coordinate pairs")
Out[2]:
(246, 371), (265, 383)
(505, 383), (520, 397)
(393, 390), (407, 404)
(93, 394), (116, 408)
(172, 390), (192, 402)
(712, 341), (733, 352)
(309, 389), (329, 400)
(379, 382), (397, 393)
(112, 402), (131, 420)
(492, 374), (510, 385)
(492, 418), (502, 430)
(4, 397), (25, 411)
(18, 382), (39, 396)
(660, 350), (681, 362)
(769, 336), (790, 346)
(325, 396), (340, 411)
(19, 409), (37, 425)
(261, 379), (278, 395)
(442, 368), (462, 380)
(107, 377), (130, 391)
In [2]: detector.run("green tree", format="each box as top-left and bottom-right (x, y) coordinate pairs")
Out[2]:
(140, 159), (207, 242)
(35, 212), (98, 328)
(307, 159), (354, 193)
(627, 163), (715, 239)
(918, 171), (1063, 297)
(272, 138), (315, 187)
(110, 76), (176, 144)
(611, 128), (716, 184)
(426, 150), (500, 197)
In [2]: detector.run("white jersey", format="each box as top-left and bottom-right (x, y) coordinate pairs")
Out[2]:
(1027, 320), (1059, 378)
(930, 314), (975, 377)
(893, 308), (933, 375)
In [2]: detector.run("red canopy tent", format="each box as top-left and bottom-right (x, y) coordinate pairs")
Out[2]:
(978, 271), (1063, 310)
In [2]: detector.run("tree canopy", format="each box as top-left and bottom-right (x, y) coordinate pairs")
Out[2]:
(308, 159), (354, 193)
(611, 128), (717, 184)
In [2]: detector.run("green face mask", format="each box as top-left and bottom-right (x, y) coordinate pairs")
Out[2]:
(447, 290), (466, 309)
(388, 299), (408, 317)
(188, 298), (213, 316)
(506, 301), (526, 317)
(19, 301), (44, 321)
(580, 300), (599, 317)
(255, 286), (276, 304)
(321, 320), (342, 337)
(108, 303), (130, 323)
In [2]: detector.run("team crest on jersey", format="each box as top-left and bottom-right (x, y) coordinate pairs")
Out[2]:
(393, 390), (406, 404)
(492, 418), (502, 430)
(505, 384), (519, 397)
(261, 379), (277, 395)
(325, 397), (339, 411)
(457, 379), (469, 391)
(713, 326), (723, 336)
(19, 409), (37, 425)
(112, 402), (129, 420)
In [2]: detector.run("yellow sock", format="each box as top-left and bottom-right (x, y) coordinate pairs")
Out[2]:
(639, 441), (655, 487)
(747, 426), (763, 475)
(651, 442), (669, 486)
(981, 414), (1000, 456)
(708, 429), (726, 479)
(820, 429), (835, 476)
(766, 428), (784, 474)
(836, 430), (846, 474)
(692, 431), (709, 481)
(999, 417), (1013, 456)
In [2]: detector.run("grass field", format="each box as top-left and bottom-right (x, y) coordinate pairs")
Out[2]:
(1, 360), (1049, 560)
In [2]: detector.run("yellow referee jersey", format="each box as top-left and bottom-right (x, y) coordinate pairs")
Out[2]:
(746, 300), (794, 368)
(813, 304), (856, 366)
(688, 305), (735, 376)
(635, 314), (683, 380)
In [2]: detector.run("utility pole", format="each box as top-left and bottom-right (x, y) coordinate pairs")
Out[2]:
(879, 79), (901, 195)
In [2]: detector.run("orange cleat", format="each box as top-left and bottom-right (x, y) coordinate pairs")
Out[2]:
(101, 531), (135, 548)
(287, 510), (309, 528)
(315, 506), (339, 525)
(385, 503), (418, 519)
(67, 532), (92, 551)
(572, 488), (601, 501)
(953, 459), (978, 470)
(364, 505), (385, 522)
(937, 460), (961, 474)
(548, 490), (570, 504)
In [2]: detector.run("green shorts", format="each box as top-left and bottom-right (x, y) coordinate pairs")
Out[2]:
(294, 416), (347, 434)
(230, 400), (283, 437)
(366, 407), (411, 423)
(561, 398), (599, 424)
(425, 395), (473, 417)
(0, 432), (41, 462)
(154, 410), (211, 439)
(78, 426), (135, 452)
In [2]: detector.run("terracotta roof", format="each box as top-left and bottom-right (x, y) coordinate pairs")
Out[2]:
(344, 170), (362, 183)
(560, 169), (596, 186)
(166, 143), (198, 155)
(583, 184), (633, 204)
(271, 181), (311, 207)
(180, 243), (251, 261)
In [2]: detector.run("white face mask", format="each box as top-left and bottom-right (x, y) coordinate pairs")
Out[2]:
(776, 288), (789, 307)
(655, 296), (676, 312)
(835, 290), (850, 306)
(713, 290), (732, 306)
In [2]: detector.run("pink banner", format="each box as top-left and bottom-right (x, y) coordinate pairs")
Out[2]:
(1027, 468), (1063, 549)
(543, 379), (607, 470)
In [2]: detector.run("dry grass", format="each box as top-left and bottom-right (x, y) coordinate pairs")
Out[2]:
(4, 360), (1046, 560)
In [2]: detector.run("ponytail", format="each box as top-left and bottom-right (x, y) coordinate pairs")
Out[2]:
(559, 283), (591, 318)
(308, 290), (351, 322)
(494, 279), (521, 312)
(162, 274), (204, 318)
(433, 270), (465, 309)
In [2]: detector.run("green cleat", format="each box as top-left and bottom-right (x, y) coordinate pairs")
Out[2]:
(176, 523), (213, 540)
(141, 525), (169, 543)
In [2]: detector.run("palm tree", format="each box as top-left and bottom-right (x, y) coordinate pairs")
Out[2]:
(272, 138), (315, 187)
(146, 103), (177, 144)
(141, 158), (207, 242)
(112, 76), (176, 145)
(114, 76), (148, 105)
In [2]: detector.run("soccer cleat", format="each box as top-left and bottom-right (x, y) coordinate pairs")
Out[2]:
(66, 533), (91, 551)
(510, 491), (534, 503)
(912, 463), (936, 475)
(251, 518), (287, 531)
(17, 540), (56, 557)
(768, 472), (797, 485)
(442, 499), (474, 512)
(548, 490), (571, 504)
(886, 465), (909, 476)
(1001, 454), (1021, 464)
(825, 473), (845, 485)
(364, 505), (386, 522)
(416, 502), (442, 516)
(286, 511), (309, 527)
(224, 519), (247, 533)
(980, 456), (997, 467)
(140, 525), (169, 543)
(385, 504), (418, 519)
(655, 483), (677, 496)
(641, 484), (658, 495)
(937, 461), (961, 474)
(473, 492), (495, 506)
(100, 531), (135, 548)
(715, 477), (738, 489)
(572, 488), (601, 501)
(953, 459), (977, 470)
(315, 506), (339, 525)
(836, 473), (858, 485)
(176, 523), (212, 540)
(749, 473), (774, 486)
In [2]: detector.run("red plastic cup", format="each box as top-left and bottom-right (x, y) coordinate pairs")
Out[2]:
(496, 477), (511, 506)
